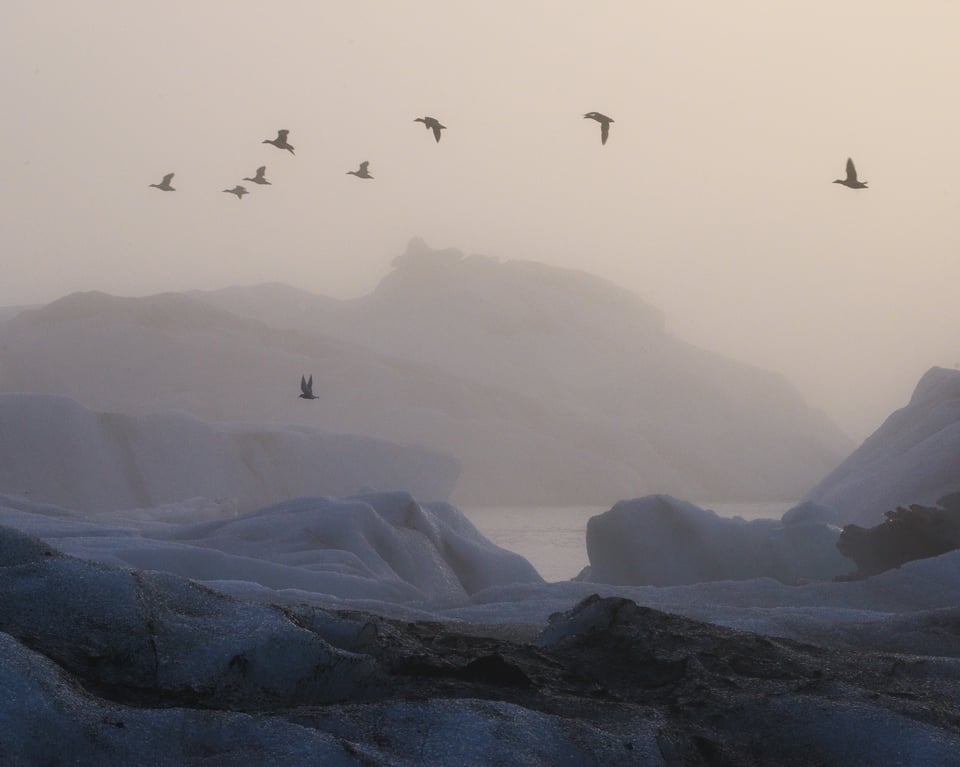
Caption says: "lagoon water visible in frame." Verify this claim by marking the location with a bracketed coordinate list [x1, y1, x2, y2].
[464, 501, 794, 582]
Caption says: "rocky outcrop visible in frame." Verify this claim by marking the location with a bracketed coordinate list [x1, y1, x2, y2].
[836, 493, 960, 578]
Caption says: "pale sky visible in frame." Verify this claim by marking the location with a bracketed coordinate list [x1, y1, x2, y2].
[2, 1, 959, 440]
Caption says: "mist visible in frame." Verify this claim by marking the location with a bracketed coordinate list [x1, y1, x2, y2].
[5, 5, 960, 761]
[4, 1, 960, 441]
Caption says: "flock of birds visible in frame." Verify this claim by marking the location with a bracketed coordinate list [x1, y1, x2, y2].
[146, 113, 626, 199]
[148, 112, 868, 396]
[148, 127, 375, 199]
[148, 114, 869, 199]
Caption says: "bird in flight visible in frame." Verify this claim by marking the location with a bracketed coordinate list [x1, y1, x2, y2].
[222, 185, 249, 199]
[347, 161, 373, 179]
[583, 112, 614, 145]
[243, 166, 271, 185]
[263, 129, 295, 155]
[414, 116, 446, 143]
[299, 374, 318, 400]
[833, 158, 868, 189]
[149, 173, 176, 191]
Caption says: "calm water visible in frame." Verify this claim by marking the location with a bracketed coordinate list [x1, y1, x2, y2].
[464, 502, 793, 582]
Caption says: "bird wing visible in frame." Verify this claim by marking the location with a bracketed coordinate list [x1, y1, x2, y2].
[432, 124, 442, 142]
[359, 161, 369, 172]
[306, 375, 314, 396]
[846, 158, 858, 183]
[300, 375, 308, 395]
[255, 166, 266, 179]
[601, 122, 610, 145]
[162, 173, 174, 184]
[278, 130, 289, 140]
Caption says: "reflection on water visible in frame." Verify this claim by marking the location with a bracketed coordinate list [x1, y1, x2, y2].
[464, 501, 794, 583]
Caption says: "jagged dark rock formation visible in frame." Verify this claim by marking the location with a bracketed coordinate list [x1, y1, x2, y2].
[836, 493, 960, 578]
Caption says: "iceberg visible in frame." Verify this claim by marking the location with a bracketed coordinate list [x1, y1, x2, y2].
[582, 494, 850, 586]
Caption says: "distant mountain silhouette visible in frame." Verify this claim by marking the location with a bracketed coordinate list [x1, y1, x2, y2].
[0, 288, 674, 504]
[192, 238, 850, 502]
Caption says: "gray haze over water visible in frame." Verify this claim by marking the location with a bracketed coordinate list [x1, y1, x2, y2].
[3, 2, 960, 440]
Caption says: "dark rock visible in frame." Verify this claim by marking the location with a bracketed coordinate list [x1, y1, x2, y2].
[836, 500, 960, 578]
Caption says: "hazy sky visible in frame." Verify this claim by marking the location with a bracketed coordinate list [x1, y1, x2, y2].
[2, 1, 959, 441]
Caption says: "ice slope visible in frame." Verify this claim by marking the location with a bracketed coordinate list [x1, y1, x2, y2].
[806, 366, 960, 525]
[0, 393, 458, 513]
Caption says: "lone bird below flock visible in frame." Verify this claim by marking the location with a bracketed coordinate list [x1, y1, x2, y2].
[149, 173, 175, 191]
[347, 161, 373, 179]
[243, 166, 271, 185]
[299, 374, 318, 400]
[833, 158, 868, 189]
[263, 129, 295, 155]
[583, 112, 614, 145]
[414, 116, 446, 143]
[222, 185, 248, 200]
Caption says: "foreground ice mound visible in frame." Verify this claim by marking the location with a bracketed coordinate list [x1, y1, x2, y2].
[4, 536, 958, 767]
[0, 492, 542, 604]
[0, 393, 458, 513]
[583, 495, 849, 586]
[807, 366, 960, 525]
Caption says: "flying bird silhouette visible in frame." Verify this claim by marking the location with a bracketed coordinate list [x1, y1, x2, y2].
[347, 161, 373, 179]
[583, 112, 614, 145]
[833, 158, 868, 189]
[243, 166, 271, 185]
[222, 185, 248, 199]
[299, 374, 318, 400]
[148, 173, 176, 191]
[414, 116, 446, 143]
[263, 129, 295, 154]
